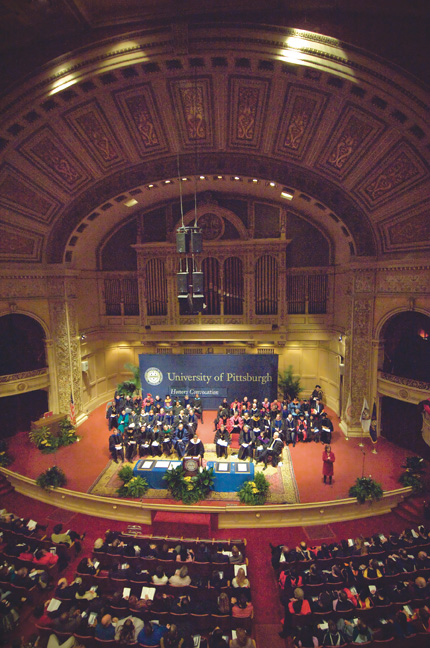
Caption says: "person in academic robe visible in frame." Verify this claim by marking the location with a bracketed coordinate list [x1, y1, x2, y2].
[284, 413, 296, 445]
[182, 394, 192, 410]
[250, 399, 260, 417]
[117, 409, 130, 434]
[187, 408, 198, 434]
[106, 403, 118, 430]
[322, 444, 335, 484]
[133, 395, 142, 412]
[257, 432, 284, 469]
[254, 429, 270, 461]
[261, 397, 271, 415]
[164, 395, 173, 412]
[185, 434, 205, 460]
[288, 397, 300, 414]
[214, 425, 231, 458]
[193, 393, 203, 422]
[124, 424, 138, 462]
[122, 394, 134, 413]
[311, 384, 323, 407]
[174, 409, 189, 429]
[320, 413, 333, 444]
[109, 429, 124, 463]
[144, 408, 157, 429]
[295, 415, 308, 443]
[152, 395, 163, 413]
[237, 424, 255, 461]
[262, 413, 272, 437]
[155, 408, 167, 429]
[241, 411, 252, 431]
[241, 396, 250, 414]
[173, 422, 191, 459]
[270, 399, 281, 420]
[150, 425, 163, 456]
[159, 423, 173, 456]
[137, 424, 154, 458]
[143, 393, 153, 413]
[250, 412, 262, 435]
[300, 399, 311, 418]
[271, 413, 286, 441]
[228, 412, 243, 437]
[214, 406, 229, 430]
[230, 398, 241, 415]
[307, 414, 320, 443]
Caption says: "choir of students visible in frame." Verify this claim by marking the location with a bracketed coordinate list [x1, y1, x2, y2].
[107, 386, 334, 467]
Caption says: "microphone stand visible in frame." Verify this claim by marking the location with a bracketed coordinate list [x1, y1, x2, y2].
[361, 446, 366, 478]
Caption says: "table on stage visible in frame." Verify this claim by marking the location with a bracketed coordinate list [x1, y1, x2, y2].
[132, 459, 254, 492]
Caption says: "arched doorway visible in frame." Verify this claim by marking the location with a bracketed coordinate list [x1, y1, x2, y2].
[379, 311, 430, 457]
[0, 314, 48, 438]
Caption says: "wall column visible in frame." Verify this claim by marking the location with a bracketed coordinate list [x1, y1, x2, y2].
[48, 277, 83, 421]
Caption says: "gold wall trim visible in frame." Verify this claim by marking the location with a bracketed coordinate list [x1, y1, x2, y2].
[0, 467, 411, 529]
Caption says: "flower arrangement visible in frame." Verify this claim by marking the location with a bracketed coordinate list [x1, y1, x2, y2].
[0, 440, 14, 467]
[163, 465, 214, 504]
[238, 471, 270, 505]
[399, 456, 426, 493]
[116, 465, 148, 498]
[29, 419, 79, 454]
[348, 476, 383, 503]
[36, 465, 67, 490]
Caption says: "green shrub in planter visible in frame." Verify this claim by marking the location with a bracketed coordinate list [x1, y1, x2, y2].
[117, 475, 148, 498]
[163, 465, 215, 504]
[117, 465, 134, 483]
[36, 466, 67, 490]
[349, 476, 383, 503]
[399, 456, 425, 493]
[58, 419, 79, 447]
[0, 441, 14, 467]
[238, 471, 270, 505]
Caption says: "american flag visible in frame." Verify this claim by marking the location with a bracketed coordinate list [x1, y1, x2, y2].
[70, 392, 76, 425]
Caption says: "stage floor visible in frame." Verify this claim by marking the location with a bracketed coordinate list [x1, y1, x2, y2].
[7, 402, 419, 504]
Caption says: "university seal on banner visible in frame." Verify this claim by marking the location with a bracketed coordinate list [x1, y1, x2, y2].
[144, 367, 163, 386]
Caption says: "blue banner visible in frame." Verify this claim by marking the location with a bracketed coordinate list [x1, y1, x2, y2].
[139, 354, 278, 409]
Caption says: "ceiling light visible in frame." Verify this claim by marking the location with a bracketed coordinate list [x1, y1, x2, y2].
[217, 175, 223, 179]
[147, 184, 154, 189]
[124, 198, 138, 207]
[234, 176, 240, 180]
[199, 175, 206, 180]
[269, 182, 276, 187]
[252, 178, 258, 183]
[182, 177, 188, 181]
[281, 188, 294, 200]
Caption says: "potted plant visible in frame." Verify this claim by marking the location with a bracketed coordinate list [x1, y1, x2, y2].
[348, 476, 383, 503]
[278, 365, 302, 401]
[117, 362, 141, 396]
[29, 426, 59, 454]
[116, 465, 148, 498]
[399, 456, 426, 493]
[58, 419, 79, 447]
[163, 465, 214, 504]
[238, 471, 270, 505]
[0, 440, 14, 467]
[36, 466, 67, 490]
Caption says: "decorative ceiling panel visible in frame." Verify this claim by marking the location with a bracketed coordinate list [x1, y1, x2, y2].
[227, 76, 270, 149]
[379, 201, 430, 254]
[113, 83, 170, 158]
[17, 126, 93, 194]
[0, 221, 43, 262]
[0, 164, 62, 224]
[168, 76, 215, 149]
[353, 141, 428, 210]
[315, 103, 386, 180]
[273, 84, 329, 160]
[62, 99, 127, 172]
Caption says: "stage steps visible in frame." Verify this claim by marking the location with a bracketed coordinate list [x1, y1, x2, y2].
[394, 496, 425, 524]
[0, 474, 14, 496]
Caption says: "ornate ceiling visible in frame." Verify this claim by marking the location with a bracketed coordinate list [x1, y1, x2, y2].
[0, 3, 429, 269]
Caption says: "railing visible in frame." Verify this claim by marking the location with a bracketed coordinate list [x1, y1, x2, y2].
[0, 368, 49, 397]
[0, 466, 411, 529]
[378, 371, 430, 405]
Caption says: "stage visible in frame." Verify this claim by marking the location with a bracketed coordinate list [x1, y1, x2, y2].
[4, 401, 420, 506]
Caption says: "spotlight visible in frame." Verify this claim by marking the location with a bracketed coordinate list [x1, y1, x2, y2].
[80, 334, 87, 341]
[338, 334, 343, 342]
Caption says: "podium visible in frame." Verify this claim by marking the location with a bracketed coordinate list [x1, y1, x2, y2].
[30, 414, 67, 438]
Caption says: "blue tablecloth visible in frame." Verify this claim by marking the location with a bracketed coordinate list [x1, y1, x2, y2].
[206, 461, 254, 492]
[133, 459, 254, 492]
[133, 459, 182, 488]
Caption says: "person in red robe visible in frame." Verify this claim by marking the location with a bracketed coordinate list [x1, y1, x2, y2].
[322, 444, 335, 484]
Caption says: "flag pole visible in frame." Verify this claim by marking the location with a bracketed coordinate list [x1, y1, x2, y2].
[64, 280, 76, 424]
